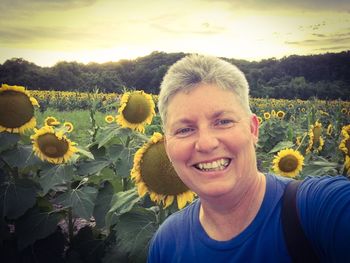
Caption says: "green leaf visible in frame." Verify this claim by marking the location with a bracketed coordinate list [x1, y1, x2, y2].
[107, 144, 124, 162]
[76, 146, 95, 160]
[76, 160, 110, 176]
[114, 207, 158, 263]
[15, 207, 64, 250]
[96, 127, 123, 149]
[114, 127, 133, 138]
[105, 189, 140, 229]
[55, 186, 98, 220]
[301, 160, 340, 177]
[268, 141, 295, 153]
[132, 132, 150, 143]
[1, 145, 41, 168]
[0, 132, 20, 152]
[39, 164, 75, 195]
[93, 182, 114, 228]
[88, 143, 107, 159]
[0, 178, 38, 219]
[114, 148, 133, 178]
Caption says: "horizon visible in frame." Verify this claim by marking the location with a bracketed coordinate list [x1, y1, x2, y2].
[1, 0, 349, 67]
[2, 49, 350, 68]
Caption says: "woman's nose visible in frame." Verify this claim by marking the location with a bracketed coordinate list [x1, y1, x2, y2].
[194, 128, 219, 153]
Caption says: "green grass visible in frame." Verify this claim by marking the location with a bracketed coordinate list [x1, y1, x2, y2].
[36, 109, 113, 146]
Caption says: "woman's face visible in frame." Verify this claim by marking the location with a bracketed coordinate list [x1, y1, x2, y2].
[164, 84, 259, 200]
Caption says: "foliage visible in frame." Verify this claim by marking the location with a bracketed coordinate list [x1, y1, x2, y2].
[1, 51, 350, 99]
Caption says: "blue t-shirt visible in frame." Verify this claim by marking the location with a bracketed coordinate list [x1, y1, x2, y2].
[147, 173, 350, 263]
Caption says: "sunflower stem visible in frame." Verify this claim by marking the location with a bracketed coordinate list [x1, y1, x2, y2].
[125, 135, 131, 148]
[295, 132, 307, 152]
[88, 98, 99, 143]
[157, 204, 166, 224]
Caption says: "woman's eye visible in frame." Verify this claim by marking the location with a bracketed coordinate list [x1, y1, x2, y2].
[175, 127, 194, 137]
[215, 119, 233, 126]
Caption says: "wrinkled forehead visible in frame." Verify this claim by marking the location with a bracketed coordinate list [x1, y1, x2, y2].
[164, 85, 248, 127]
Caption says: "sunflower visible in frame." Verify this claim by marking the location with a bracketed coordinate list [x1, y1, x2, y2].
[263, 112, 271, 120]
[339, 127, 350, 174]
[31, 125, 77, 164]
[341, 124, 350, 137]
[63, 122, 74, 133]
[44, 116, 60, 126]
[257, 117, 263, 125]
[105, 115, 115, 123]
[276, 110, 285, 119]
[326, 124, 333, 136]
[341, 108, 348, 114]
[339, 136, 350, 156]
[339, 125, 350, 154]
[116, 90, 155, 133]
[131, 132, 195, 209]
[306, 121, 324, 154]
[272, 148, 304, 178]
[0, 84, 39, 133]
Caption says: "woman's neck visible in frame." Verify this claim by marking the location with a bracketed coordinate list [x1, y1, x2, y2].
[199, 172, 266, 241]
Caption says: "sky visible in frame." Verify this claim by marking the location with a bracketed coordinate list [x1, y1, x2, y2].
[0, 0, 349, 67]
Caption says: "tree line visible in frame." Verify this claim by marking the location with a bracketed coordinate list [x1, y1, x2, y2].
[0, 50, 349, 100]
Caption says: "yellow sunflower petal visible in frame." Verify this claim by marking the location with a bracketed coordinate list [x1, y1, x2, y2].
[163, 195, 174, 209]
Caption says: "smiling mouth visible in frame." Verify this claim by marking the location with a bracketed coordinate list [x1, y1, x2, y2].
[194, 158, 231, 172]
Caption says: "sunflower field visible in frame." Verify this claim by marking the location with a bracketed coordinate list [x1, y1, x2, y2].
[0, 84, 349, 263]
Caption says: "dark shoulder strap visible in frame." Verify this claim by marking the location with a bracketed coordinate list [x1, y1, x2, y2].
[282, 180, 319, 263]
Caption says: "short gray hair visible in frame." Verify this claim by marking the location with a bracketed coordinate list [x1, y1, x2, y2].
[158, 54, 251, 126]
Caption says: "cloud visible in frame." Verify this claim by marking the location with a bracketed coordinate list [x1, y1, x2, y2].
[316, 45, 350, 51]
[0, 0, 97, 11]
[0, 24, 121, 49]
[150, 21, 226, 35]
[285, 31, 350, 52]
[0, 0, 98, 19]
[147, 12, 227, 36]
[312, 33, 327, 37]
[206, 0, 350, 12]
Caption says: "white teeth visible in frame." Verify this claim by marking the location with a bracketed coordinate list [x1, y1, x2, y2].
[195, 159, 230, 171]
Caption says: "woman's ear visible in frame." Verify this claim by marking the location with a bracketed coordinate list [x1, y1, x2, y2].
[250, 114, 259, 144]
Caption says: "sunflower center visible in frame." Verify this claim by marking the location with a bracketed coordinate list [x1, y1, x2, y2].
[278, 155, 298, 172]
[140, 141, 188, 195]
[0, 90, 34, 128]
[122, 93, 151, 123]
[37, 133, 69, 158]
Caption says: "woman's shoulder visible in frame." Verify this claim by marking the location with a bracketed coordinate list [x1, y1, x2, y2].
[297, 175, 350, 222]
[299, 175, 350, 195]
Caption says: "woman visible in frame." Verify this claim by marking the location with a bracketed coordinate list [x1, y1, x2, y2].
[147, 54, 350, 262]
